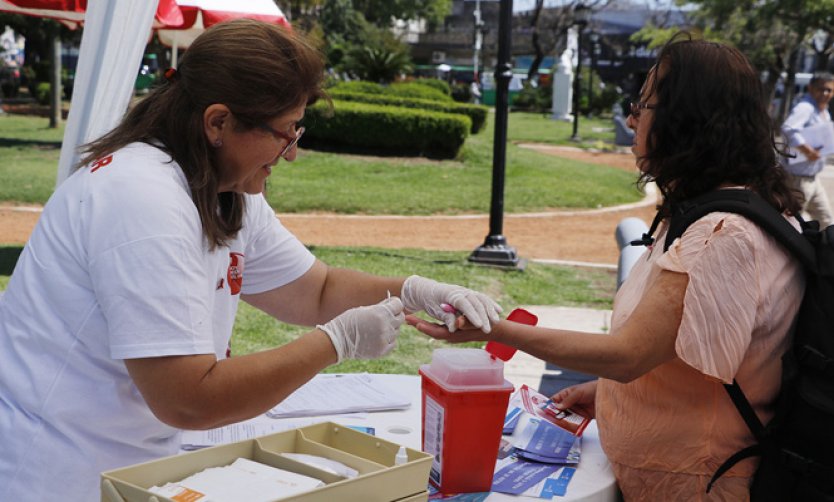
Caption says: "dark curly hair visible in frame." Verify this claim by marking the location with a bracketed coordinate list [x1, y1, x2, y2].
[638, 33, 799, 216]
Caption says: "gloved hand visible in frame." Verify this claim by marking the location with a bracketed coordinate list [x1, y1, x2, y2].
[318, 296, 404, 363]
[400, 275, 502, 333]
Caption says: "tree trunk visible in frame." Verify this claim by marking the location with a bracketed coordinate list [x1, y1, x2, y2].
[526, 0, 545, 83]
[48, 31, 61, 128]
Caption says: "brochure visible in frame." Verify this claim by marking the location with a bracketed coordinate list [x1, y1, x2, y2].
[518, 384, 591, 437]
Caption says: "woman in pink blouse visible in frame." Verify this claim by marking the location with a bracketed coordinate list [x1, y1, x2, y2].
[407, 34, 804, 500]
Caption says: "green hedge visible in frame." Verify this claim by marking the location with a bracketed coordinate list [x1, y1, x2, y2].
[302, 100, 471, 158]
[413, 78, 451, 96]
[387, 81, 453, 102]
[328, 90, 488, 134]
[331, 80, 453, 103]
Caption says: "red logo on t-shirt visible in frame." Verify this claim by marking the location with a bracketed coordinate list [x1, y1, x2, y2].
[90, 154, 114, 173]
[227, 252, 244, 295]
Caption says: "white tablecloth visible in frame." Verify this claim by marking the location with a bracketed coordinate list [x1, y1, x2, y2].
[209, 374, 619, 501]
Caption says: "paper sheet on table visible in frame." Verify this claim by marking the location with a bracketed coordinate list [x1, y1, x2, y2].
[266, 373, 410, 418]
[180, 414, 371, 450]
[788, 121, 834, 164]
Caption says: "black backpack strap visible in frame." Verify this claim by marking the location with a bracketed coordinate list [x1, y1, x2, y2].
[707, 443, 761, 493]
[663, 189, 816, 271]
[630, 205, 665, 247]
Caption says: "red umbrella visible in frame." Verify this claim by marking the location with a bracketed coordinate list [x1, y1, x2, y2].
[155, 0, 289, 66]
[0, 0, 183, 28]
[156, 0, 289, 61]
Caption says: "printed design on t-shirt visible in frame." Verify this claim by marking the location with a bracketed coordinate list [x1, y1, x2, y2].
[227, 252, 245, 295]
[216, 278, 225, 291]
[89, 154, 114, 173]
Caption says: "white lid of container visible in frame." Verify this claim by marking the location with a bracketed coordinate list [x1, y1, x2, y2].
[421, 348, 510, 390]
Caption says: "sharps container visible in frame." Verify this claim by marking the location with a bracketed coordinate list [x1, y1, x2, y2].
[419, 347, 514, 493]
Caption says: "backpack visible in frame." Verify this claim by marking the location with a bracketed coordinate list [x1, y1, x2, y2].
[635, 188, 834, 500]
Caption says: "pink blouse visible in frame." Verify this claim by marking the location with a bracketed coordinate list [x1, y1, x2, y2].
[596, 211, 804, 500]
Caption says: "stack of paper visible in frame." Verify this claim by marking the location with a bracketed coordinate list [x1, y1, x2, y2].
[266, 373, 410, 418]
[149, 458, 324, 502]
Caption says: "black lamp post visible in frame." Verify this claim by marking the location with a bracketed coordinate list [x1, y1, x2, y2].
[468, 0, 522, 269]
[570, 2, 590, 142]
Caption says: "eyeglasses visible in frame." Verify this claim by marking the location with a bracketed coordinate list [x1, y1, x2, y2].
[630, 101, 657, 119]
[257, 122, 305, 159]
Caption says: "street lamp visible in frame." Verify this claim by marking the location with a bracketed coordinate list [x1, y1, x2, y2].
[570, 2, 590, 142]
[469, 0, 522, 269]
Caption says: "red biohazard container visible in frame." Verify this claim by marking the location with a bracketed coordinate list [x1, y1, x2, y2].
[419, 347, 514, 493]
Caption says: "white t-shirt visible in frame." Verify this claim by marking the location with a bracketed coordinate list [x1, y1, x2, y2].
[0, 142, 315, 501]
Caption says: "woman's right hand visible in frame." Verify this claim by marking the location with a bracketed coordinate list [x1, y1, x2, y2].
[550, 380, 598, 420]
[318, 296, 404, 362]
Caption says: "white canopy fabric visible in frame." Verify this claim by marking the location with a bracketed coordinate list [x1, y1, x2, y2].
[156, 0, 288, 67]
[55, 1, 160, 184]
[0, 0, 183, 185]
[2, 0, 289, 185]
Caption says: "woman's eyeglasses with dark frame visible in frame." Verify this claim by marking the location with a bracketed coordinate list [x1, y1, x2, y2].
[257, 123, 305, 159]
[630, 101, 657, 119]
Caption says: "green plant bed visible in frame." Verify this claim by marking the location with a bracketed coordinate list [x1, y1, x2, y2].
[303, 100, 470, 159]
[328, 90, 488, 133]
[0, 246, 616, 375]
[0, 114, 640, 214]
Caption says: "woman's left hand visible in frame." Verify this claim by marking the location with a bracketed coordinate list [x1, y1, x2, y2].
[405, 314, 493, 343]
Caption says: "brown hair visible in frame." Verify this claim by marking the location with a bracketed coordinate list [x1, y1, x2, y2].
[78, 19, 327, 249]
[638, 33, 799, 215]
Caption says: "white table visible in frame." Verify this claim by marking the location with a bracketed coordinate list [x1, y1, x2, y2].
[207, 374, 619, 501]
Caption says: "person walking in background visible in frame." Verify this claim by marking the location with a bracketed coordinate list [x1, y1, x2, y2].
[409, 34, 804, 500]
[781, 72, 834, 227]
[0, 19, 500, 501]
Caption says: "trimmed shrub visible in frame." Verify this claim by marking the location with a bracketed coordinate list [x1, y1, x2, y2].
[34, 82, 51, 105]
[302, 100, 471, 158]
[414, 78, 451, 96]
[332, 80, 385, 94]
[328, 89, 488, 133]
[388, 81, 453, 102]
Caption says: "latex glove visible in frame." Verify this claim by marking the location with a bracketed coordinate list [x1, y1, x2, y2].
[318, 296, 404, 363]
[400, 275, 502, 333]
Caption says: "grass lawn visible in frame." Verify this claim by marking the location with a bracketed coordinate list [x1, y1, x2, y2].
[0, 109, 626, 375]
[0, 245, 616, 375]
[0, 113, 641, 213]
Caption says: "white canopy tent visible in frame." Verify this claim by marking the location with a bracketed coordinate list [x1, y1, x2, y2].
[0, 0, 288, 185]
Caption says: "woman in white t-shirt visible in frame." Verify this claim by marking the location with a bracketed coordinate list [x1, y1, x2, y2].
[0, 20, 500, 501]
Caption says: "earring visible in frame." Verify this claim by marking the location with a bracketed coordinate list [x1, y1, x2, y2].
[214, 139, 222, 147]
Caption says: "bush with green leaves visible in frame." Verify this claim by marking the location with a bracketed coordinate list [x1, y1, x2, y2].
[328, 89, 488, 133]
[413, 78, 451, 96]
[450, 82, 472, 103]
[512, 82, 552, 113]
[34, 82, 50, 105]
[302, 100, 470, 158]
[331, 80, 385, 94]
[387, 81, 453, 102]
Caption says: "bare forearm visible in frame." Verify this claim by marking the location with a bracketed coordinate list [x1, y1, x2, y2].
[317, 268, 404, 322]
[128, 329, 337, 430]
[492, 322, 639, 381]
